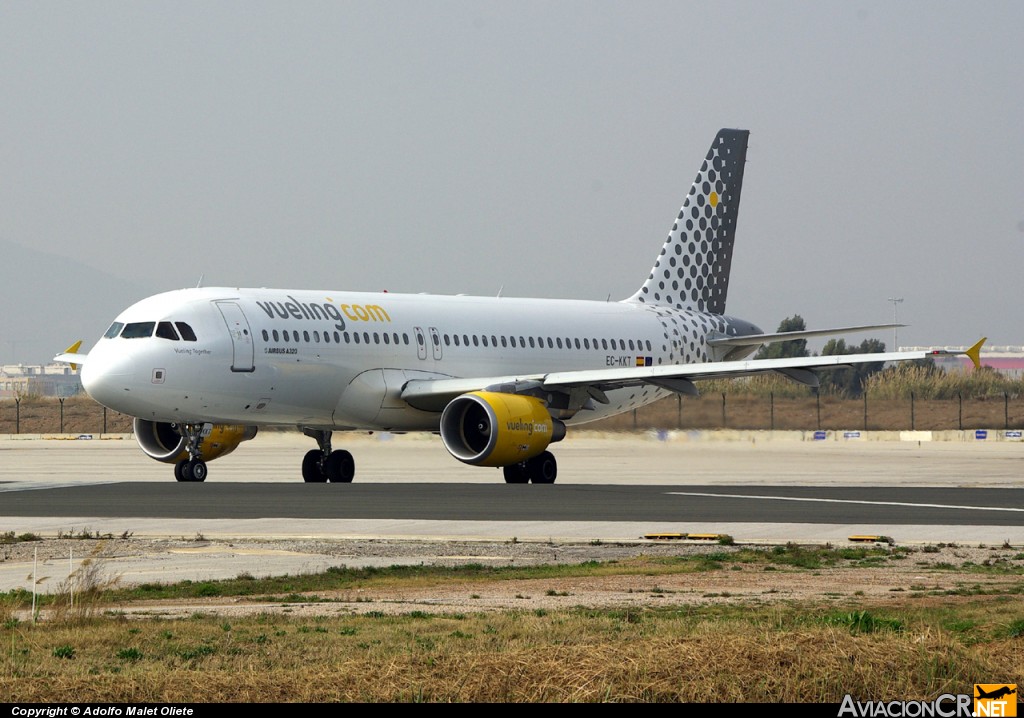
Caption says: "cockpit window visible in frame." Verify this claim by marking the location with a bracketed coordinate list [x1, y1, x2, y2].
[121, 322, 156, 339]
[175, 322, 197, 341]
[103, 322, 124, 339]
[156, 321, 180, 341]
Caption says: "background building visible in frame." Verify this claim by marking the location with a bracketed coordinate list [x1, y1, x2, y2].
[0, 364, 82, 399]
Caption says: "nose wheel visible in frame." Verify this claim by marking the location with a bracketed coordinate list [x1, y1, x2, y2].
[173, 423, 209, 482]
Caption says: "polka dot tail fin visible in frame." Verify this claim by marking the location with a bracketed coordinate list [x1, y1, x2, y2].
[628, 129, 749, 315]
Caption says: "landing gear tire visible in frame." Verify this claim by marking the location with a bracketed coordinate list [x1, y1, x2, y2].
[527, 451, 557, 484]
[503, 463, 529, 484]
[302, 449, 327, 483]
[176, 459, 207, 482]
[324, 450, 355, 483]
[186, 459, 207, 482]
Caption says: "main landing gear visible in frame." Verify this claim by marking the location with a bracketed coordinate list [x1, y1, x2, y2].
[502, 451, 557, 484]
[174, 422, 208, 483]
[302, 428, 355, 483]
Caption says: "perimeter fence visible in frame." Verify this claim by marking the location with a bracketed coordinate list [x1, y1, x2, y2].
[2, 393, 1022, 435]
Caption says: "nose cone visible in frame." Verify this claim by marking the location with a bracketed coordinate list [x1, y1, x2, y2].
[81, 352, 136, 411]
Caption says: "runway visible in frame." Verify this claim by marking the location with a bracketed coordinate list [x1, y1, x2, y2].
[1, 431, 1022, 543]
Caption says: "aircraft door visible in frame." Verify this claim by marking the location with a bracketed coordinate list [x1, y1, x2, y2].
[215, 301, 255, 372]
[429, 327, 443, 360]
[414, 327, 427, 360]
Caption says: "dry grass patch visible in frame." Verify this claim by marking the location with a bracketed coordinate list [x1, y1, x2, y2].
[2, 601, 1022, 702]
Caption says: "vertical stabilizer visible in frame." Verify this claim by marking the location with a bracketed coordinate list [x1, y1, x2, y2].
[628, 129, 749, 314]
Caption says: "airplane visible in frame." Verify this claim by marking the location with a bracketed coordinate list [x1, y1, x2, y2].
[54, 129, 982, 484]
[975, 686, 1016, 701]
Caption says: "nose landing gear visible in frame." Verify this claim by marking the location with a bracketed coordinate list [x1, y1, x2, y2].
[174, 423, 209, 482]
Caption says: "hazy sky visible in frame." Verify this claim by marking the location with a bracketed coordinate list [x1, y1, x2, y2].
[2, 1, 1022, 364]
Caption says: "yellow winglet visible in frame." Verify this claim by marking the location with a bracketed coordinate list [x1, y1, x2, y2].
[63, 340, 83, 371]
[964, 337, 986, 369]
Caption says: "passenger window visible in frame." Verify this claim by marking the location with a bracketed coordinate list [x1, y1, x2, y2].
[121, 322, 155, 339]
[314, 331, 320, 343]
[303, 331, 310, 342]
[384, 333, 390, 345]
[473, 335, 479, 347]
[273, 330, 279, 342]
[104, 322, 124, 339]
[403, 334, 410, 345]
[354, 333, 360, 344]
[556, 338, 563, 349]
[501, 336, 508, 348]
[283, 330, 290, 342]
[175, 323, 198, 341]
[262, 330, 269, 341]
[482, 336, 489, 347]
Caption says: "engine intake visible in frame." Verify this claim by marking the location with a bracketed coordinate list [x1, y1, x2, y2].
[133, 419, 258, 464]
[439, 391, 565, 467]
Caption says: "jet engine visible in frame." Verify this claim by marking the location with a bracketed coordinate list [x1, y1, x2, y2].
[439, 392, 565, 467]
[133, 419, 258, 463]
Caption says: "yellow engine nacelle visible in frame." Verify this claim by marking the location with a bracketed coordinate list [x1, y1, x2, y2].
[439, 392, 566, 467]
[133, 419, 258, 464]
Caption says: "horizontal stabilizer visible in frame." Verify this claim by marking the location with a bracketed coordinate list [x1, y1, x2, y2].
[707, 324, 904, 348]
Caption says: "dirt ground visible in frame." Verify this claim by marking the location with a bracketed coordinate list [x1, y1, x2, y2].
[4, 537, 1020, 618]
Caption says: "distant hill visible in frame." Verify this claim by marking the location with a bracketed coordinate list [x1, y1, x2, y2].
[0, 239, 149, 365]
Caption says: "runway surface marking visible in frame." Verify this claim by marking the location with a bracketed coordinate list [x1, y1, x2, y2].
[666, 491, 1024, 513]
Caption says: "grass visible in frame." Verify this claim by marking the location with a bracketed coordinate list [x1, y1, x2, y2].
[1, 544, 1022, 701]
[1, 601, 1020, 701]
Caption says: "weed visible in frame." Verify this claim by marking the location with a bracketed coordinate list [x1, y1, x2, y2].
[117, 647, 143, 662]
[822, 610, 904, 634]
[1005, 618, 1024, 638]
[52, 645, 75, 659]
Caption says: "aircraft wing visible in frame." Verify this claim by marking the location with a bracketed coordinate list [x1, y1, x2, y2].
[400, 341, 983, 411]
[53, 341, 87, 370]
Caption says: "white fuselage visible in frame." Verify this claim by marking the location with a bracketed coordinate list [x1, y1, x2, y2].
[81, 287, 759, 431]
